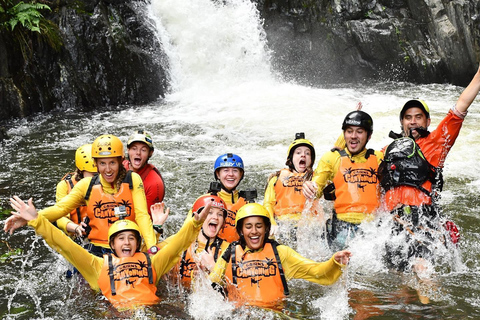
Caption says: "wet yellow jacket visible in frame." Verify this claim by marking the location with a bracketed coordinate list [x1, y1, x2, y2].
[209, 243, 345, 307]
[38, 173, 157, 249]
[312, 148, 383, 224]
[27, 214, 203, 308]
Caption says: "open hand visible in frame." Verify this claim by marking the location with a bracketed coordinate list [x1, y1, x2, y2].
[151, 202, 170, 225]
[5, 196, 37, 234]
[193, 202, 212, 223]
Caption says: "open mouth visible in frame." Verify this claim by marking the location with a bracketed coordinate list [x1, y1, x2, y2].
[207, 221, 218, 234]
[132, 157, 143, 167]
[122, 247, 132, 254]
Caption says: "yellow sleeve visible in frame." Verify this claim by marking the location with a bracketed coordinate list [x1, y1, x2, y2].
[56, 216, 74, 234]
[278, 245, 344, 285]
[131, 172, 157, 249]
[333, 133, 346, 150]
[311, 151, 339, 198]
[39, 177, 90, 222]
[374, 150, 384, 163]
[55, 179, 69, 203]
[208, 254, 228, 285]
[151, 215, 203, 283]
[28, 214, 103, 290]
[262, 175, 278, 226]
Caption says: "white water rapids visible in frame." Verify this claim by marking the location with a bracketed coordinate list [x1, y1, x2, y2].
[0, 0, 479, 318]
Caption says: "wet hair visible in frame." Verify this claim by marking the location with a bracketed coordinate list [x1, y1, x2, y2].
[74, 168, 84, 182]
[115, 164, 127, 190]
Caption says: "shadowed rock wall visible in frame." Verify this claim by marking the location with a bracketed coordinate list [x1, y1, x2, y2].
[0, 0, 168, 121]
[258, 0, 480, 86]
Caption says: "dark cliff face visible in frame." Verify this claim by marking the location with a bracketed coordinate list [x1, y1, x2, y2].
[257, 0, 480, 87]
[0, 0, 169, 121]
[1, 0, 479, 123]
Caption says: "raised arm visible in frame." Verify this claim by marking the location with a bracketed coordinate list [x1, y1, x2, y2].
[456, 65, 480, 114]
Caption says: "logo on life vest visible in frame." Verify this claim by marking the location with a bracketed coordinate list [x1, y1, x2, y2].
[342, 167, 378, 192]
[113, 260, 150, 287]
[236, 258, 277, 287]
[181, 258, 196, 279]
[224, 209, 236, 228]
[282, 175, 304, 193]
[92, 200, 132, 222]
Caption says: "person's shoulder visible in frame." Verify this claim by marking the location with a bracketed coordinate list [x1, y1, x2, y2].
[373, 149, 384, 160]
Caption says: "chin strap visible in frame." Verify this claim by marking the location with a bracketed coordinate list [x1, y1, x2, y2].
[201, 228, 211, 251]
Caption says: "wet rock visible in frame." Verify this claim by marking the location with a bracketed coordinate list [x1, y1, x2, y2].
[258, 0, 480, 86]
[0, 0, 168, 121]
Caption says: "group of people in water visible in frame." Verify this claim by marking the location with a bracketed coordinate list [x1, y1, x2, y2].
[4, 66, 480, 312]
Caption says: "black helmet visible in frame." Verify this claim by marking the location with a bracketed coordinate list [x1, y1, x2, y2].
[342, 111, 373, 134]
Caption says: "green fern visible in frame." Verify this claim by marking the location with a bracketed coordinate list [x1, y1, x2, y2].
[6, 1, 51, 32]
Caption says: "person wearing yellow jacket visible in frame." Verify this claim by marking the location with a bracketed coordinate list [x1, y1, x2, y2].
[4, 134, 158, 256]
[263, 133, 317, 242]
[303, 111, 383, 250]
[8, 196, 212, 310]
[55, 143, 97, 235]
[209, 203, 351, 310]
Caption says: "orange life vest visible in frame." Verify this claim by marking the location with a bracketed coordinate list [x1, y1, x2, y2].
[62, 172, 88, 225]
[223, 240, 288, 308]
[218, 197, 246, 243]
[273, 169, 307, 217]
[332, 149, 380, 216]
[178, 237, 225, 288]
[98, 252, 158, 308]
[85, 171, 135, 246]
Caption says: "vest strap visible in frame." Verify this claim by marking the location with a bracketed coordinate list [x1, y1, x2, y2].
[269, 240, 289, 296]
[107, 253, 116, 296]
[143, 252, 154, 284]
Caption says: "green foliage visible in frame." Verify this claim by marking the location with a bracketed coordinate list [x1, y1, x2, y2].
[0, 0, 62, 59]
[0, 205, 11, 219]
[1, 0, 50, 32]
[0, 248, 23, 263]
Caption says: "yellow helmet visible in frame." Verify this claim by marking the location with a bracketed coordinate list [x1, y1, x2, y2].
[286, 132, 315, 164]
[235, 203, 270, 226]
[75, 144, 96, 172]
[127, 130, 154, 150]
[108, 219, 141, 249]
[91, 134, 124, 158]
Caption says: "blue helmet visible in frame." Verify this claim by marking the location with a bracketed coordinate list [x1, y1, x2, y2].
[214, 153, 244, 180]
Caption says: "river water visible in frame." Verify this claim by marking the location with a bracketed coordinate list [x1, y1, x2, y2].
[1, 0, 479, 319]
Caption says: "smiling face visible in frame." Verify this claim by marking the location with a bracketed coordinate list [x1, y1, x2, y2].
[344, 126, 370, 155]
[127, 142, 153, 172]
[401, 107, 431, 139]
[216, 167, 243, 191]
[95, 157, 122, 184]
[111, 230, 139, 258]
[291, 146, 312, 173]
[241, 216, 267, 250]
[201, 207, 226, 239]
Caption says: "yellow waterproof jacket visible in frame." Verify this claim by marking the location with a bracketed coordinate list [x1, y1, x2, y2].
[209, 243, 345, 298]
[38, 173, 157, 249]
[312, 148, 384, 224]
[28, 214, 203, 295]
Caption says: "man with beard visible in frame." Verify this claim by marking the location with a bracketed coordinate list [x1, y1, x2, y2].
[303, 111, 383, 250]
